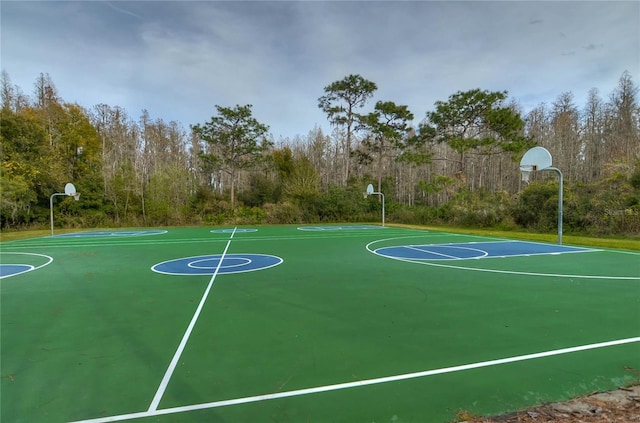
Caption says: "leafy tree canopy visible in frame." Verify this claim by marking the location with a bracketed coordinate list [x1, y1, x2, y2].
[192, 104, 271, 171]
[361, 100, 414, 151]
[192, 104, 271, 207]
[318, 74, 378, 127]
[419, 89, 534, 156]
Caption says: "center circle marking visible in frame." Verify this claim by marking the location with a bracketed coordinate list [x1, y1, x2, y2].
[151, 253, 282, 276]
[211, 228, 258, 234]
[188, 257, 252, 270]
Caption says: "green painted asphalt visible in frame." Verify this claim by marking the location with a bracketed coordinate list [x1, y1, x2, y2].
[1, 225, 638, 422]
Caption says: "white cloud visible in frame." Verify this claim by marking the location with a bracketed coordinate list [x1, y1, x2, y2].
[1, 1, 638, 138]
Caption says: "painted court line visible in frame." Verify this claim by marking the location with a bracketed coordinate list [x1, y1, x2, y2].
[3, 229, 414, 250]
[147, 227, 237, 412]
[366, 238, 639, 279]
[69, 336, 640, 423]
[0, 252, 53, 279]
[406, 245, 470, 260]
[398, 257, 640, 280]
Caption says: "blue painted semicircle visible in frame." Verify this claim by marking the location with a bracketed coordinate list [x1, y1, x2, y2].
[0, 264, 35, 279]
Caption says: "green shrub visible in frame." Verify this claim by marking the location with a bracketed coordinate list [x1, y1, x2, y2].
[234, 206, 266, 224]
[263, 202, 305, 224]
[448, 189, 513, 228]
[512, 182, 559, 231]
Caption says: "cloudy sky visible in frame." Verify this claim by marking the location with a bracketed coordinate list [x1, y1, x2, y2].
[2, 1, 638, 139]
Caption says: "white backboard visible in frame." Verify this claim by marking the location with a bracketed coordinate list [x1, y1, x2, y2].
[64, 183, 76, 195]
[366, 184, 374, 195]
[520, 147, 552, 171]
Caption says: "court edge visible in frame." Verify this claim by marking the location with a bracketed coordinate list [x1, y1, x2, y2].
[69, 336, 640, 423]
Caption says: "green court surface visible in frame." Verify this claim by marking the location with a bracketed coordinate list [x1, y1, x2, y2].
[1, 225, 639, 423]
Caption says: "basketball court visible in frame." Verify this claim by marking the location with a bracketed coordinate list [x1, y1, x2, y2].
[1, 225, 639, 422]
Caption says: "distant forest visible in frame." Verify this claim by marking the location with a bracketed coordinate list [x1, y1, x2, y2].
[1, 70, 639, 236]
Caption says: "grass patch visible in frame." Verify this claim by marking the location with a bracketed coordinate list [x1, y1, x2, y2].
[1, 228, 80, 242]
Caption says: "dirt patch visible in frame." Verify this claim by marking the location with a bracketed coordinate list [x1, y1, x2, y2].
[462, 385, 640, 422]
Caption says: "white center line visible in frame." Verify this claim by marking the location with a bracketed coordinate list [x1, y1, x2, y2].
[147, 227, 237, 412]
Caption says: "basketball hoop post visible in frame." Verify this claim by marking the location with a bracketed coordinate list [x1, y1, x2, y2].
[519, 147, 563, 244]
[364, 184, 385, 227]
[50, 192, 66, 236]
[546, 167, 563, 245]
[50, 183, 80, 235]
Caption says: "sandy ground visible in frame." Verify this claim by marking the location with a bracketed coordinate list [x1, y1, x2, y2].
[463, 385, 640, 423]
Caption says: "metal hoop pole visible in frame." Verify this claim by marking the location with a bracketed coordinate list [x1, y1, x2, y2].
[545, 167, 563, 245]
[372, 191, 385, 227]
[50, 192, 67, 236]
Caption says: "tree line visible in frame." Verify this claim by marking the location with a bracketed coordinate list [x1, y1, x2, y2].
[1, 70, 639, 236]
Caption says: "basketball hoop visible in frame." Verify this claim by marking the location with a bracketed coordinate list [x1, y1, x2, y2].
[364, 184, 385, 227]
[50, 182, 81, 235]
[519, 147, 564, 244]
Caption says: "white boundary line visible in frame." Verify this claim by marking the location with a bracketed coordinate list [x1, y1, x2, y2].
[52, 230, 168, 238]
[297, 225, 386, 231]
[69, 336, 640, 423]
[147, 227, 237, 412]
[3, 229, 414, 250]
[384, 255, 640, 280]
[407, 244, 488, 260]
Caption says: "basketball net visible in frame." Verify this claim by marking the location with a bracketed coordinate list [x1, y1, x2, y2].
[520, 165, 536, 183]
